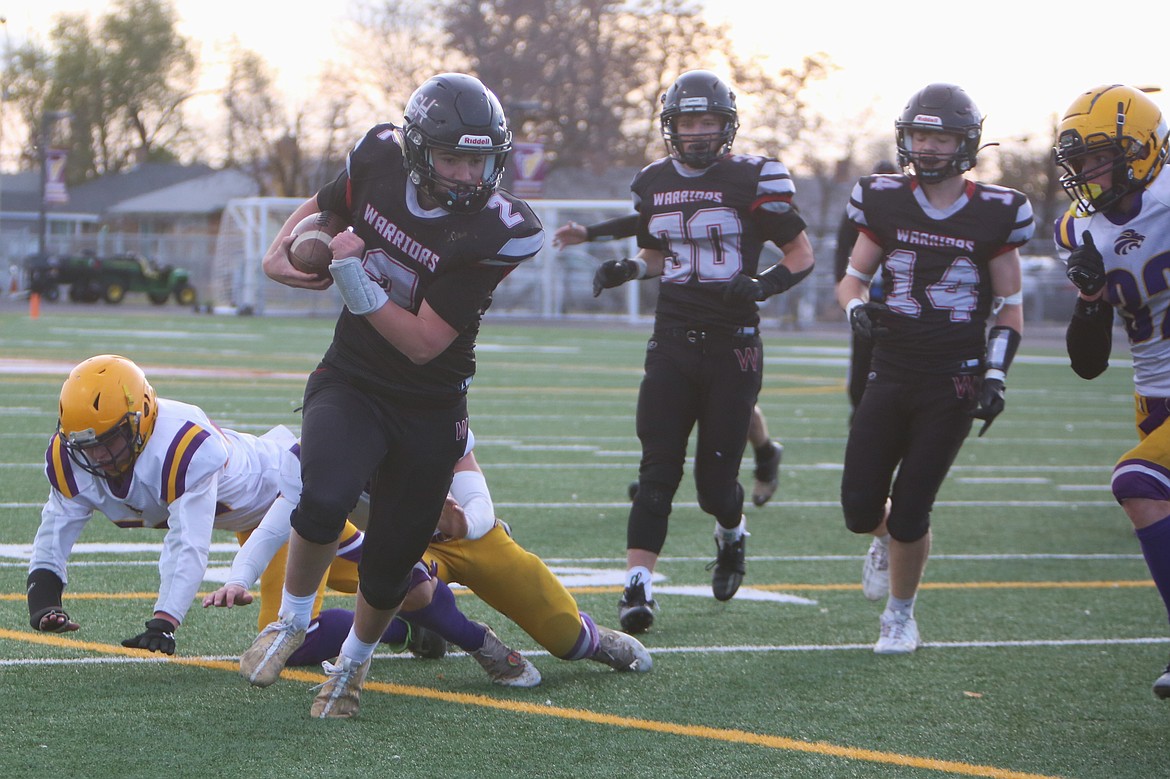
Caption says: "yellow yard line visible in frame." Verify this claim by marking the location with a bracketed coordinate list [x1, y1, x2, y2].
[0, 626, 1062, 779]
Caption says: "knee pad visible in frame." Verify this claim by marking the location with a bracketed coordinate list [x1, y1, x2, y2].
[886, 509, 930, 544]
[628, 481, 675, 553]
[290, 491, 352, 545]
[697, 482, 743, 522]
[359, 568, 413, 611]
[841, 488, 884, 535]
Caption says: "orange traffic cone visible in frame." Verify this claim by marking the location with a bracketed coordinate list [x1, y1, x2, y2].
[29, 292, 40, 320]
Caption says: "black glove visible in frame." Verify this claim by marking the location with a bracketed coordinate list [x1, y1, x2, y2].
[592, 259, 639, 297]
[849, 301, 890, 339]
[121, 618, 177, 655]
[723, 274, 765, 304]
[970, 377, 1005, 437]
[1066, 230, 1106, 296]
[30, 606, 79, 633]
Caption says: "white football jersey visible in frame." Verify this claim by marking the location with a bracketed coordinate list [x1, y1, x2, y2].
[30, 399, 295, 622]
[1056, 168, 1170, 396]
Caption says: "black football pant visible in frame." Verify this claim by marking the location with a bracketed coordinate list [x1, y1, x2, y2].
[627, 329, 762, 554]
[841, 367, 977, 543]
[293, 364, 467, 610]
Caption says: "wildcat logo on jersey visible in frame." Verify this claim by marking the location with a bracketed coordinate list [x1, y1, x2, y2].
[1114, 229, 1145, 255]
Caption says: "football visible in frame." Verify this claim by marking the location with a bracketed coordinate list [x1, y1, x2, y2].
[288, 211, 349, 276]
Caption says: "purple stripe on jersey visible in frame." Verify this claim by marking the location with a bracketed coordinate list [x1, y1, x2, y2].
[336, 528, 364, 563]
[1112, 459, 1170, 502]
[45, 434, 79, 498]
[160, 422, 210, 502]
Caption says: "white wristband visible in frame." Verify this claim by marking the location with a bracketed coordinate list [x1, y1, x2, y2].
[329, 257, 388, 316]
[985, 368, 1006, 382]
[845, 265, 874, 284]
[845, 297, 864, 319]
[628, 256, 648, 279]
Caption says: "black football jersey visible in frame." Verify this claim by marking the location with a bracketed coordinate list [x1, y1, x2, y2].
[847, 174, 1033, 373]
[315, 123, 544, 403]
[632, 154, 807, 330]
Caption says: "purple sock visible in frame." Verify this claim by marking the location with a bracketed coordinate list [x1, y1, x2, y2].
[399, 578, 486, 652]
[286, 608, 352, 666]
[1136, 514, 1170, 624]
[381, 617, 409, 648]
[559, 611, 599, 661]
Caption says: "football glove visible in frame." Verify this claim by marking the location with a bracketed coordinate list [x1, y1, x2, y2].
[723, 273, 766, 304]
[592, 259, 640, 297]
[121, 618, 177, 655]
[849, 301, 890, 339]
[31, 607, 80, 633]
[970, 376, 1005, 437]
[1066, 230, 1106, 296]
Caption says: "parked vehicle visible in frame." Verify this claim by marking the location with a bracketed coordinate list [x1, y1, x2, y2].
[22, 252, 197, 306]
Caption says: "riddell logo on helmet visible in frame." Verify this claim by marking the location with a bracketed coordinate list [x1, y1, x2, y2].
[913, 114, 943, 126]
[458, 135, 493, 148]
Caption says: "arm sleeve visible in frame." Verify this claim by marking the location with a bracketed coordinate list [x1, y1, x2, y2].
[1066, 298, 1113, 380]
[27, 491, 93, 583]
[154, 472, 219, 624]
[449, 469, 496, 541]
[226, 495, 296, 588]
[586, 214, 639, 241]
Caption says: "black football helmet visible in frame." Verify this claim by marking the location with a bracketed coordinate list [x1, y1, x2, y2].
[660, 70, 739, 168]
[402, 73, 512, 214]
[895, 83, 983, 182]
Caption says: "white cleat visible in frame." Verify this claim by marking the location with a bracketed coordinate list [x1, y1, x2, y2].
[874, 609, 920, 655]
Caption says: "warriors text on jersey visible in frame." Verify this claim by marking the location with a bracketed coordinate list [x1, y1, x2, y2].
[848, 174, 1034, 373]
[316, 123, 544, 404]
[632, 154, 807, 331]
[1055, 168, 1170, 396]
[32, 399, 294, 622]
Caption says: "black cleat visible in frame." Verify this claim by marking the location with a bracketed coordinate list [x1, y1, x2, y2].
[751, 441, 783, 507]
[405, 621, 448, 660]
[618, 577, 658, 634]
[706, 535, 746, 601]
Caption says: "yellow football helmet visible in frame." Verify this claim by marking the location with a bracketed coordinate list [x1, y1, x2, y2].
[1054, 85, 1170, 214]
[58, 354, 158, 478]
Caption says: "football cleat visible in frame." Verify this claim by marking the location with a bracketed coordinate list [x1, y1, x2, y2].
[589, 625, 653, 673]
[238, 616, 306, 687]
[1154, 664, 1170, 699]
[618, 577, 658, 634]
[874, 609, 920, 655]
[751, 441, 783, 507]
[405, 621, 448, 660]
[707, 534, 746, 601]
[470, 622, 542, 687]
[861, 536, 891, 601]
[310, 655, 371, 719]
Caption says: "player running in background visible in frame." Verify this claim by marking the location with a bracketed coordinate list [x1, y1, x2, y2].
[591, 70, 814, 633]
[837, 83, 1032, 654]
[553, 214, 784, 507]
[1052, 84, 1170, 697]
